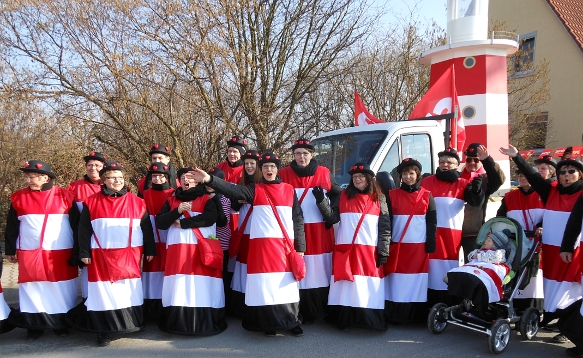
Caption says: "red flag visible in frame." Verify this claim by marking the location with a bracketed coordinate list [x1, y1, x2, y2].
[354, 91, 384, 126]
[409, 65, 464, 150]
[539, 148, 554, 158]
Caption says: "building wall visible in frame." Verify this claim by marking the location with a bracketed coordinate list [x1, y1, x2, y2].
[489, 0, 583, 148]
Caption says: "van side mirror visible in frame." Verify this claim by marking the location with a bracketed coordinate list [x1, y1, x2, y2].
[376, 171, 396, 193]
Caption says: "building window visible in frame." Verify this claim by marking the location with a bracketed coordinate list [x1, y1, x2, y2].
[513, 31, 537, 75]
[524, 112, 548, 148]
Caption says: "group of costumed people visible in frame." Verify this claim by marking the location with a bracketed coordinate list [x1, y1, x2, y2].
[2, 136, 583, 355]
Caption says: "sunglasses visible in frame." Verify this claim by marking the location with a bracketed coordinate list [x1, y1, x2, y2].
[559, 169, 577, 175]
[465, 157, 480, 163]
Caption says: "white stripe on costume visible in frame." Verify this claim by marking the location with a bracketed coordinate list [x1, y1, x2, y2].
[231, 262, 248, 293]
[385, 273, 428, 302]
[249, 205, 293, 239]
[433, 196, 465, 229]
[294, 188, 325, 224]
[543, 210, 580, 247]
[391, 215, 427, 243]
[298, 252, 332, 289]
[86, 278, 143, 311]
[245, 272, 299, 306]
[19, 279, 77, 314]
[337, 213, 379, 246]
[17, 214, 73, 250]
[543, 278, 582, 313]
[143, 271, 164, 300]
[328, 275, 385, 309]
[0, 292, 11, 320]
[428, 259, 460, 290]
[81, 266, 88, 298]
[162, 274, 224, 308]
[91, 218, 144, 248]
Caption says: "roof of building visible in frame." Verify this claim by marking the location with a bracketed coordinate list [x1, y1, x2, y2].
[547, 0, 583, 53]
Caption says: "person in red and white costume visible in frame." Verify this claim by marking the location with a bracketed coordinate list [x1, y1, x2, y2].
[192, 153, 306, 337]
[500, 145, 583, 344]
[534, 155, 557, 184]
[137, 144, 179, 197]
[557, 158, 583, 357]
[216, 135, 248, 185]
[0, 253, 14, 334]
[155, 166, 225, 336]
[66, 161, 156, 347]
[227, 149, 262, 318]
[5, 160, 79, 340]
[383, 158, 436, 323]
[279, 138, 341, 324]
[141, 163, 175, 320]
[420, 148, 484, 306]
[496, 169, 545, 313]
[67, 151, 107, 299]
[315, 162, 390, 331]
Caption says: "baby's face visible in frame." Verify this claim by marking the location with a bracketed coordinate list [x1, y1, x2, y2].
[483, 237, 494, 250]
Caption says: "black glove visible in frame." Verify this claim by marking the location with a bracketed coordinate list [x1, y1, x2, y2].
[376, 254, 388, 267]
[325, 222, 334, 230]
[471, 176, 483, 193]
[312, 186, 325, 204]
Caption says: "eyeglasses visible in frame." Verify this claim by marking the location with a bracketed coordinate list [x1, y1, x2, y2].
[24, 175, 42, 180]
[294, 152, 311, 157]
[559, 169, 577, 175]
[86, 164, 103, 168]
[439, 161, 456, 166]
[352, 174, 366, 180]
[151, 174, 166, 179]
[465, 157, 480, 163]
[262, 165, 277, 170]
[180, 176, 196, 182]
[105, 177, 124, 182]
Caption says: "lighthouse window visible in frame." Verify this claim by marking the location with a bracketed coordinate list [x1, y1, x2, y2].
[463, 57, 476, 69]
[463, 106, 476, 119]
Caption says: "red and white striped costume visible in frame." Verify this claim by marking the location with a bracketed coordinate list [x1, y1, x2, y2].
[142, 187, 174, 301]
[9, 187, 78, 329]
[67, 177, 102, 298]
[421, 175, 471, 299]
[328, 191, 386, 329]
[279, 165, 334, 319]
[160, 195, 226, 335]
[541, 189, 582, 313]
[502, 189, 545, 304]
[0, 284, 14, 333]
[384, 188, 431, 318]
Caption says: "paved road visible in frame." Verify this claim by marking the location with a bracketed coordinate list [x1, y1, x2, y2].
[0, 260, 572, 357]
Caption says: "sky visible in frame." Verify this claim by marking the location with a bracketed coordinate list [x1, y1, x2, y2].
[379, 0, 449, 30]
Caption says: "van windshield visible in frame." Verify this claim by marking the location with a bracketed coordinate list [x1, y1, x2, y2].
[312, 130, 387, 187]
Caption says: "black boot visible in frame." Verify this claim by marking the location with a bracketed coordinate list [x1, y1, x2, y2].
[97, 333, 111, 347]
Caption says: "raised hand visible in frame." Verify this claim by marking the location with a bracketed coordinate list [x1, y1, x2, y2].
[499, 144, 519, 158]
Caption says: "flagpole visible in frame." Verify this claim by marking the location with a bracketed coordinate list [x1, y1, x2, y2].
[454, 105, 459, 151]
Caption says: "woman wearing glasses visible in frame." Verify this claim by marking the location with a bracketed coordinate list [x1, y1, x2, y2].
[191, 153, 306, 337]
[67, 161, 156, 347]
[314, 163, 391, 331]
[500, 145, 583, 344]
[420, 148, 484, 306]
[155, 167, 226, 336]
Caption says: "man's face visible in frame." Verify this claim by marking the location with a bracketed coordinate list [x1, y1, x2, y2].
[227, 147, 241, 164]
[151, 153, 170, 165]
[464, 156, 482, 173]
[86, 160, 104, 179]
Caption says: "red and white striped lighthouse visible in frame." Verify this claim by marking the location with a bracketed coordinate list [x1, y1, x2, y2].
[419, 0, 518, 187]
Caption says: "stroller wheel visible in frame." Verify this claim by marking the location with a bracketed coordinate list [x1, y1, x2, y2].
[488, 319, 511, 354]
[519, 307, 540, 340]
[427, 303, 448, 334]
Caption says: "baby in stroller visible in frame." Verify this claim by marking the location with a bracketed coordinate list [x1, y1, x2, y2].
[446, 229, 517, 318]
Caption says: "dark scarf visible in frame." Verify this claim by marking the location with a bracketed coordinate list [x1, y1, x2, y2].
[174, 184, 207, 202]
[226, 158, 243, 168]
[435, 168, 461, 183]
[558, 180, 583, 195]
[101, 185, 128, 198]
[244, 172, 256, 185]
[400, 181, 421, 193]
[290, 159, 318, 177]
[143, 163, 178, 191]
[151, 182, 171, 191]
[83, 174, 100, 185]
[262, 176, 282, 185]
[33, 181, 54, 192]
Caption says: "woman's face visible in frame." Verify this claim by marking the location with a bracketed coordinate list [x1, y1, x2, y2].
[151, 173, 167, 185]
[352, 173, 368, 191]
[25, 173, 49, 191]
[558, 165, 581, 187]
[401, 169, 418, 186]
[293, 149, 313, 168]
[537, 163, 552, 180]
[180, 172, 197, 189]
[244, 159, 257, 175]
[439, 157, 458, 171]
[86, 160, 104, 180]
[261, 163, 278, 181]
[103, 170, 125, 192]
[517, 173, 531, 190]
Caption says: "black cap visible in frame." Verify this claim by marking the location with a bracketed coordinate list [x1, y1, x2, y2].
[177, 166, 197, 178]
[259, 152, 281, 169]
[242, 149, 261, 162]
[438, 147, 460, 164]
[534, 155, 557, 168]
[99, 161, 126, 176]
[397, 158, 422, 174]
[83, 151, 107, 163]
[348, 162, 375, 177]
[556, 159, 583, 174]
[227, 135, 248, 156]
[464, 143, 482, 157]
[291, 138, 315, 151]
[148, 143, 171, 157]
[148, 163, 170, 178]
[20, 160, 56, 179]
[209, 167, 225, 180]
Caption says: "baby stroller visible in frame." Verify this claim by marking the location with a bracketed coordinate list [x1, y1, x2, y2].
[427, 217, 541, 354]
